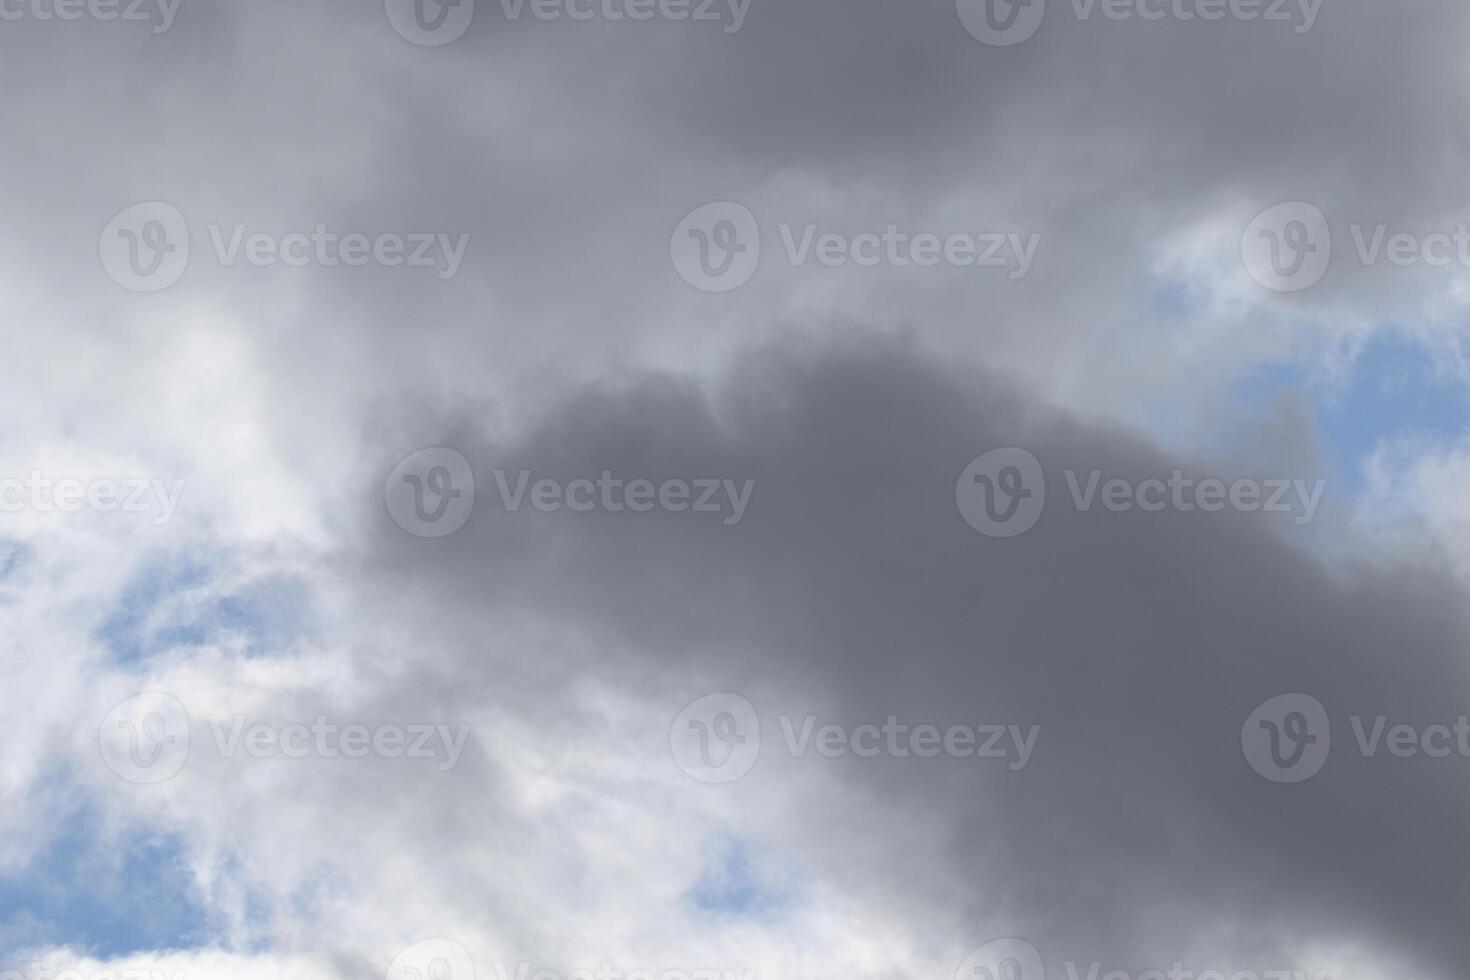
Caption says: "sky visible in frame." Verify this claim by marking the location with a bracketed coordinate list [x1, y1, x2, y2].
[3, 2, 1470, 980]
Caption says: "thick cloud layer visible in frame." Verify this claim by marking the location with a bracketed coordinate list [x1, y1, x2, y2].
[350, 338, 1468, 978]
[2, 2, 1470, 980]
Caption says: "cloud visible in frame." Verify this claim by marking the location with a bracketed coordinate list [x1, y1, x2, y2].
[2, 2, 1470, 979]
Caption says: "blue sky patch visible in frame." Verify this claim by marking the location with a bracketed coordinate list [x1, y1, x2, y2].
[96, 556, 313, 664]
[0, 803, 212, 962]
[1231, 332, 1470, 496]
[687, 833, 798, 920]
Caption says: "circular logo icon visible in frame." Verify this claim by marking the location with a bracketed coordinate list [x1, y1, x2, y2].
[99, 693, 191, 784]
[100, 202, 190, 293]
[957, 939, 1046, 980]
[1241, 692, 1331, 783]
[386, 0, 475, 45]
[957, 448, 1045, 538]
[957, 0, 1046, 46]
[670, 693, 761, 783]
[1241, 202, 1331, 293]
[387, 939, 475, 980]
[386, 448, 476, 538]
[671, 202, 760, 292]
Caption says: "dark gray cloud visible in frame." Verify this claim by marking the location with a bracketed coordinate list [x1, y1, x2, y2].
[365, 335, 1470, 979]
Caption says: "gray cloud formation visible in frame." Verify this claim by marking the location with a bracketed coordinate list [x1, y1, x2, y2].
[365, 335, 1469, 979]
[2, 1, 1470, 977]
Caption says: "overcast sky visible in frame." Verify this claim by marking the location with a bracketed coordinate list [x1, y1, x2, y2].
[2, 2, 1470, 980]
